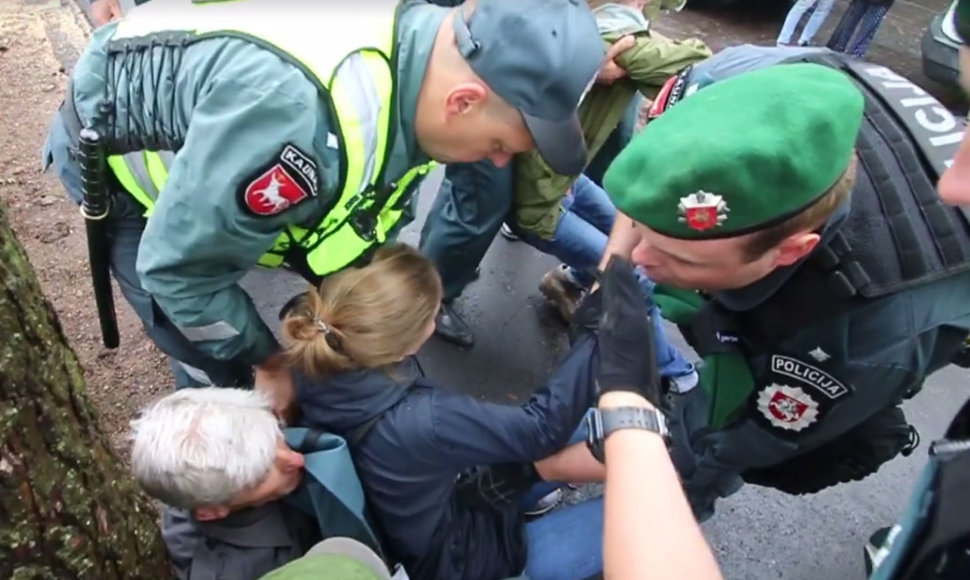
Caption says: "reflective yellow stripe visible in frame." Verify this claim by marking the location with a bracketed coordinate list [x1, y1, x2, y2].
[106, 155, 155, 217]
[145, 151, 170, 191]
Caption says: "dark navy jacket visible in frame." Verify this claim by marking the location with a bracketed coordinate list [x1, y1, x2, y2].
[296, 334, 599, 580]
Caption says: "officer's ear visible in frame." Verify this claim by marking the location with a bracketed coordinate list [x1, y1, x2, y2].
[194, 506, 231, 522]
[443, 82, 488, 119]
[774, 232, 820, 267]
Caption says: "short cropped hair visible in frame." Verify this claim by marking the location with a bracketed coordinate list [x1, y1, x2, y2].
[130, 388, 281, 509]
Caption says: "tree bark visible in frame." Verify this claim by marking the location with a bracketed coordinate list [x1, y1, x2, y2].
[0, 203, 168, 579]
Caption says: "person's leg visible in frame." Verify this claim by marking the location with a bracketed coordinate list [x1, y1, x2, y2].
[777, 0, 817, 45]
[418, 160, 514, 347]
[44, 114, 252, 388]
[798, 0, 836, 44]
[847, 4, 891, 59]
[524, 495, 604, 580]
[826, 0, 866, 52]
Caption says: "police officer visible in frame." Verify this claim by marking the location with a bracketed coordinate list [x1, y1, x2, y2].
[597, 44, 970, 520]
[863, 2, 970, 577]
[42, 0, 604, 405]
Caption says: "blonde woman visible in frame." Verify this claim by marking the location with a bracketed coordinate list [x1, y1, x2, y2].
[278, 244, 656, 580]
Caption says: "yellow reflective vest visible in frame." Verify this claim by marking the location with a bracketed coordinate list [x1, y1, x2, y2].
[107, 0, 436, 277]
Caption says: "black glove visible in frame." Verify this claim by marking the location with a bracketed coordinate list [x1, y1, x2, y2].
[596, 255, 661, 405]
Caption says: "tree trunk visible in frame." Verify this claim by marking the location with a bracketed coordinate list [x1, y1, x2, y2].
[0, 203, 168, 579]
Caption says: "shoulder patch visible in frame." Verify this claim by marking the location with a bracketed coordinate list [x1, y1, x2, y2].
[770, 355, 849, 400]
[241, 144, 318, 217]
[750, 354, 854, 436]
[756, 384, 820, 432]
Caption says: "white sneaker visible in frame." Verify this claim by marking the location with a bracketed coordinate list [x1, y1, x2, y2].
[500, 223, 520, 241]
[524, 488, 564, 517]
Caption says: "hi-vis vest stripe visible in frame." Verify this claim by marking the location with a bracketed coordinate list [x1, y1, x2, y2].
[108, 0, 436, 277]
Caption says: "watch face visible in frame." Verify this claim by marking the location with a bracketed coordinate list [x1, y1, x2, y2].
[584, 411, 606, 464]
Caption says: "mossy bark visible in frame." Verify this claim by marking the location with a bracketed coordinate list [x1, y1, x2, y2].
[0, 203, 168, 579]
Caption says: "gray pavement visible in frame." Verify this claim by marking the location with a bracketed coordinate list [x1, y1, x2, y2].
[72, 1, 970, 578]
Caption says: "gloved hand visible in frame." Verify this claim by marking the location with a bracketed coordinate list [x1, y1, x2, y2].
[595, 255, 661, 406]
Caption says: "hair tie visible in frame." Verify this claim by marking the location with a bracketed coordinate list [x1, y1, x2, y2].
[314, 318, 332, 336]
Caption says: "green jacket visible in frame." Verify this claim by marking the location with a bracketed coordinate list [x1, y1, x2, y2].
[513, 9, 710, 239]
[66, 1, 440, 366]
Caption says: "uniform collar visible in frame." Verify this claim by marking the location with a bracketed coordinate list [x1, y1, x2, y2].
[395, 1, 447, 167]
[714, 197, 852, 312]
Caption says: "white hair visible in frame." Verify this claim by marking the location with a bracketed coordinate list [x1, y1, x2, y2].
[129, 387, 281, 509]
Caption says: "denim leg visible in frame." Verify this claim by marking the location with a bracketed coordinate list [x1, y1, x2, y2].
[419, 161, 513, 301]
[566, 175, 617, 236]
[43, 114, 252, 389]
[524, 496, 604, 580]
[798, 0, 836, 44]
[826, 0, 866, 51]
[517, 208, 608, 289]
[777, 0, 816, 44]
[847, 5, 890, 58]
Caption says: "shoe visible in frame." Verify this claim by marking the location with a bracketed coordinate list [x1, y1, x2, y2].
[539, 265, 586, 323]
[500, 223, 520, 242]
[434, 301, 475, 347]
[864, 526, 897, 576]
[524, 488, 563, 517]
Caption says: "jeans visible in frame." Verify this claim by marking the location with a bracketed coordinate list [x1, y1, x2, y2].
[515, 175, 696, 381]
[524, 495, 604, 580]
[776, 0, 836, 45]
[42, 112, 252, 389]
[827, 0, 891, 59]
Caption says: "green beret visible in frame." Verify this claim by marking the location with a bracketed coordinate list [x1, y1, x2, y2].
[604, 63, 864, 239]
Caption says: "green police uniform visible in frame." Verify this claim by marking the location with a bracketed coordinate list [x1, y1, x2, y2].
[44, 0, 604, 386]
[605, 62, 970, 520]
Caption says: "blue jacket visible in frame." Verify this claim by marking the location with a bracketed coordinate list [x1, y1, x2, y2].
[295, 334, 599, 580]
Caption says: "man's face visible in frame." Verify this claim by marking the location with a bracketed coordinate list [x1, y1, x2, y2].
[228, 439, 306, 511]
[938, 46, 970, 205]
[418, 84, 535, 168]
[629, 223, 782, 291]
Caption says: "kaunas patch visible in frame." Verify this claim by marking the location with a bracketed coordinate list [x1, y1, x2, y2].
[647, 65, 692, 120]
[242, 144, 319, 217]
[751, 355, 852, 435]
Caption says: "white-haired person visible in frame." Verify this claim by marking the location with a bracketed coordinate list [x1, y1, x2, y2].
[130, 387, 313, 580]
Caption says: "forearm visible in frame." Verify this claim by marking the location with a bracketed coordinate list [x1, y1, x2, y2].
[534, 442, 605, 483]
[601, 392, 723, 580]
[598, 210, 641, 271]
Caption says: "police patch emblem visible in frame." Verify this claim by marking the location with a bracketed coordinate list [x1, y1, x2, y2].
[757, 384, 820, 432]
[242, 144, 318, 217]
[677, 191, 729, 231]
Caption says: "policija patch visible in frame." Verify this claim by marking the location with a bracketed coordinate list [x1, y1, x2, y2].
[242, 144, 319, 217]
[753, 355, 852, 434]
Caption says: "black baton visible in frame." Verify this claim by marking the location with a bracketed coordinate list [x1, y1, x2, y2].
[78, 127, 120, 349]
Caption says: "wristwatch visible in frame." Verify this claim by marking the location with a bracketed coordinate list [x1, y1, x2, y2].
[585, 406, 669, 464]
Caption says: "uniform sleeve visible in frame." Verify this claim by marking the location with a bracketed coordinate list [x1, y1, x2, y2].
[696, 287, 970, 477]
[427, 335, 599, 469]
[136, 75, 330, 367]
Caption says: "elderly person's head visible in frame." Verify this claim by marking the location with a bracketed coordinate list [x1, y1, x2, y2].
[130, 388, 305, 521]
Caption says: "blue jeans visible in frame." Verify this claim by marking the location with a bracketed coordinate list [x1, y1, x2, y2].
[826, 0, 890, 59]
[776, 0, 836, 45]
[515, 175, 696, 381]
[524, 495, 604, 580]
